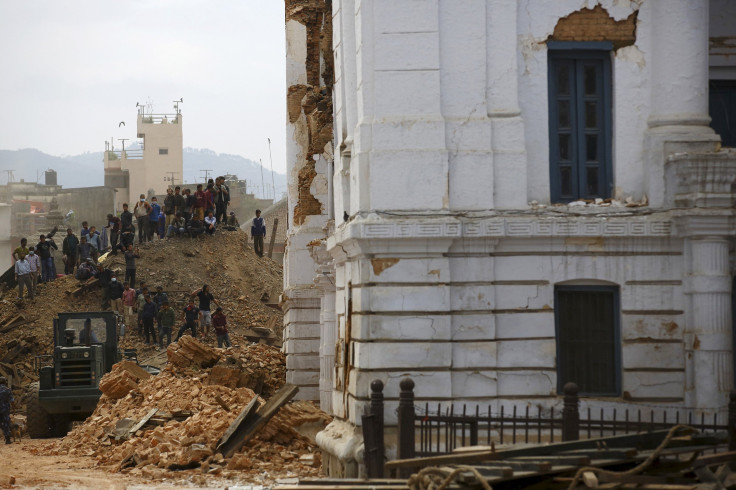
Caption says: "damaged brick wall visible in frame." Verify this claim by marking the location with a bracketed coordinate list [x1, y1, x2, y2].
[286, 0, 334, 226]
[549, 4, 638, 50]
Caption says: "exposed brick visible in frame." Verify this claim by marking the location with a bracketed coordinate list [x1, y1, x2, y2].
[549, 5, 638, 50]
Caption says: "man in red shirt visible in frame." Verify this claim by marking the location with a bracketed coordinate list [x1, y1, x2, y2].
[194, 184, 206, 221]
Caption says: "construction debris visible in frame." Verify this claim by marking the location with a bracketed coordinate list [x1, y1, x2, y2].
[99, 360, 153, 399]
[49, 352, 330, 483]
[166, 335, 222, 369]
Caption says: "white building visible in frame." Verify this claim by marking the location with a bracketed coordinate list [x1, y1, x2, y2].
[104, 107, 183, 212]
[0, 204, 12, 273]
[284, 0, 736, 475]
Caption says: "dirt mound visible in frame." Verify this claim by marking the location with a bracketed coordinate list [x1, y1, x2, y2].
[0, 229, 284, 398]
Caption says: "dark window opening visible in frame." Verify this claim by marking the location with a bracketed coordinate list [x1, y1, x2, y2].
[710, 80, 736, 148]
[555, 285, 620, 396]
[159, 148, 168, 155]
[548, 49, 612, 202]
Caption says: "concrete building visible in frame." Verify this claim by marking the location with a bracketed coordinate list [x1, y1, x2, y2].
[0, 204, 12, 273]
[283, 0, 736, 475]
[104, 107, 183, 212]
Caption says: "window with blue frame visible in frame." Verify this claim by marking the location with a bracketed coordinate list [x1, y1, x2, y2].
[555, 285, 620, 397]
[548, 44, 612, 203]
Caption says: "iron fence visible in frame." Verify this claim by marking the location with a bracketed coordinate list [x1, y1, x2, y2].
[362, 377, 736, 478]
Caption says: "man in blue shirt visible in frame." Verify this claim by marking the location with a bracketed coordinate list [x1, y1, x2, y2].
[148, 196, 161, 241]
[251, 209, 266, 257]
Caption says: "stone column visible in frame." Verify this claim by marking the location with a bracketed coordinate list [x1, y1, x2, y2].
[646, 0, 719, 207]
[310, 235, 337, 413]
[679, 216, 734, 412]
[487, 0, 528, 209]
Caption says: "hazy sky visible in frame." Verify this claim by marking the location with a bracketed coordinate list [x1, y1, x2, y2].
[0, 1, 288, 173]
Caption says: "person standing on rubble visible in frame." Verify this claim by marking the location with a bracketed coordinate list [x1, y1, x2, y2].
[14, 253, 33, 301]
[141, 294, 158, 346]
[177, 297, 200, 340]
[193, 184, 206, 221]
[192, 285, 219, 339]
[124, 244, 139, 289]
[109, 274, 124, 315]
[36, 234, 58, 283]
[148, 196, 162, 242]
[12, 238, 29, 263]
[133, 194, 152, 244]
[214, 176, 229, 224]
[251, 209, 266, 258]
[157, 301, 175, 349]
[86, 226, 101, 262]
[0, 376, 13, 445]
[136, 286, 149, 337]
[163, 188, 176, 237]
[97, 264, 112, 310]
[106, 213, 121, 254]
[212, 307, 231, 348]
[181, 188, 195, 227]
[120, 203, 133, 231]
[62, 228, 79, 275]
[27, 247, 40, 295]
[122, 282, 136, 331]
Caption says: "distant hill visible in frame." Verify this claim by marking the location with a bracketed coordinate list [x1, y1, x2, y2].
[0, 148, 286, 199]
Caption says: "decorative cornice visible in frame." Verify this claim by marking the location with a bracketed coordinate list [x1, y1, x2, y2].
[331, 215, 673, 242]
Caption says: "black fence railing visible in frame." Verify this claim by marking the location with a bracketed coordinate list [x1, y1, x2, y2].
[362, 378, 736, 479]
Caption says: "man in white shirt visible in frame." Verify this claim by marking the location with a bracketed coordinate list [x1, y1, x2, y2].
[14, 253, 33, 300]
[26, 247, 41, 295]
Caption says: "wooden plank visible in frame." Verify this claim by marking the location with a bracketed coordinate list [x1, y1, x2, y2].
[597, 473, 698, 485]
[508, 454, 591, 466]
[217, 384, 298, 458]
[385, 429, 692, 471]
[128, 408, 158, 434]
[561, 447, 639, 459]
[690, 451, 736, 468]
[385, 450, 495, 471]
[216, 396, 259, 454]
[480, 460, 553, 472]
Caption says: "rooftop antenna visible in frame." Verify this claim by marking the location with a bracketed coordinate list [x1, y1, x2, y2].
[268, 138, 276, 200]
[136, 101, 143, 116]
[3, 170, 15, 184]
[173, 97, 183, 114]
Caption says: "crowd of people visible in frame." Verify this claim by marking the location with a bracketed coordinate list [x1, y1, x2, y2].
[9, 179, 275, 353]
[12, 177, 271, 302]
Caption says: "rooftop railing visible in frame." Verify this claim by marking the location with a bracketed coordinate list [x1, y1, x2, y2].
[139, 113, 179, 124]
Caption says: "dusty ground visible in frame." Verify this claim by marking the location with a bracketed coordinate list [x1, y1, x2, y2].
[0, 439, 304, 489]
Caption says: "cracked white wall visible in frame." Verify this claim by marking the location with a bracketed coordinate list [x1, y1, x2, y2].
[311, 0, 736, 477]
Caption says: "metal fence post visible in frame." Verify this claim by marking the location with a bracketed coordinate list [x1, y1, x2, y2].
[370, 379, 385, 477]
[562, 382, 580, 441]
[729, 390, 736, 451]
[397, 377, 416, 463]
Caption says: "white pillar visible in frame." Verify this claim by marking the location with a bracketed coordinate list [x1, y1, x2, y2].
[646, 0, 719, 207]
[688, 236, 733, 410]
[487, 0, 528, 209]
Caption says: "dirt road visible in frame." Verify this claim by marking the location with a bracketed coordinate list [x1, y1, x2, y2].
[0, 438, 276, 489]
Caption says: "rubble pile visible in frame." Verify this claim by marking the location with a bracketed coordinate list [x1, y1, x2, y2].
[0, 229, 284, 397]
[52, 337, 330, 482]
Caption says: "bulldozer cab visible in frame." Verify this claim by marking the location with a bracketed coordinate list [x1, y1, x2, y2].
[54, 312, 119, 374]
